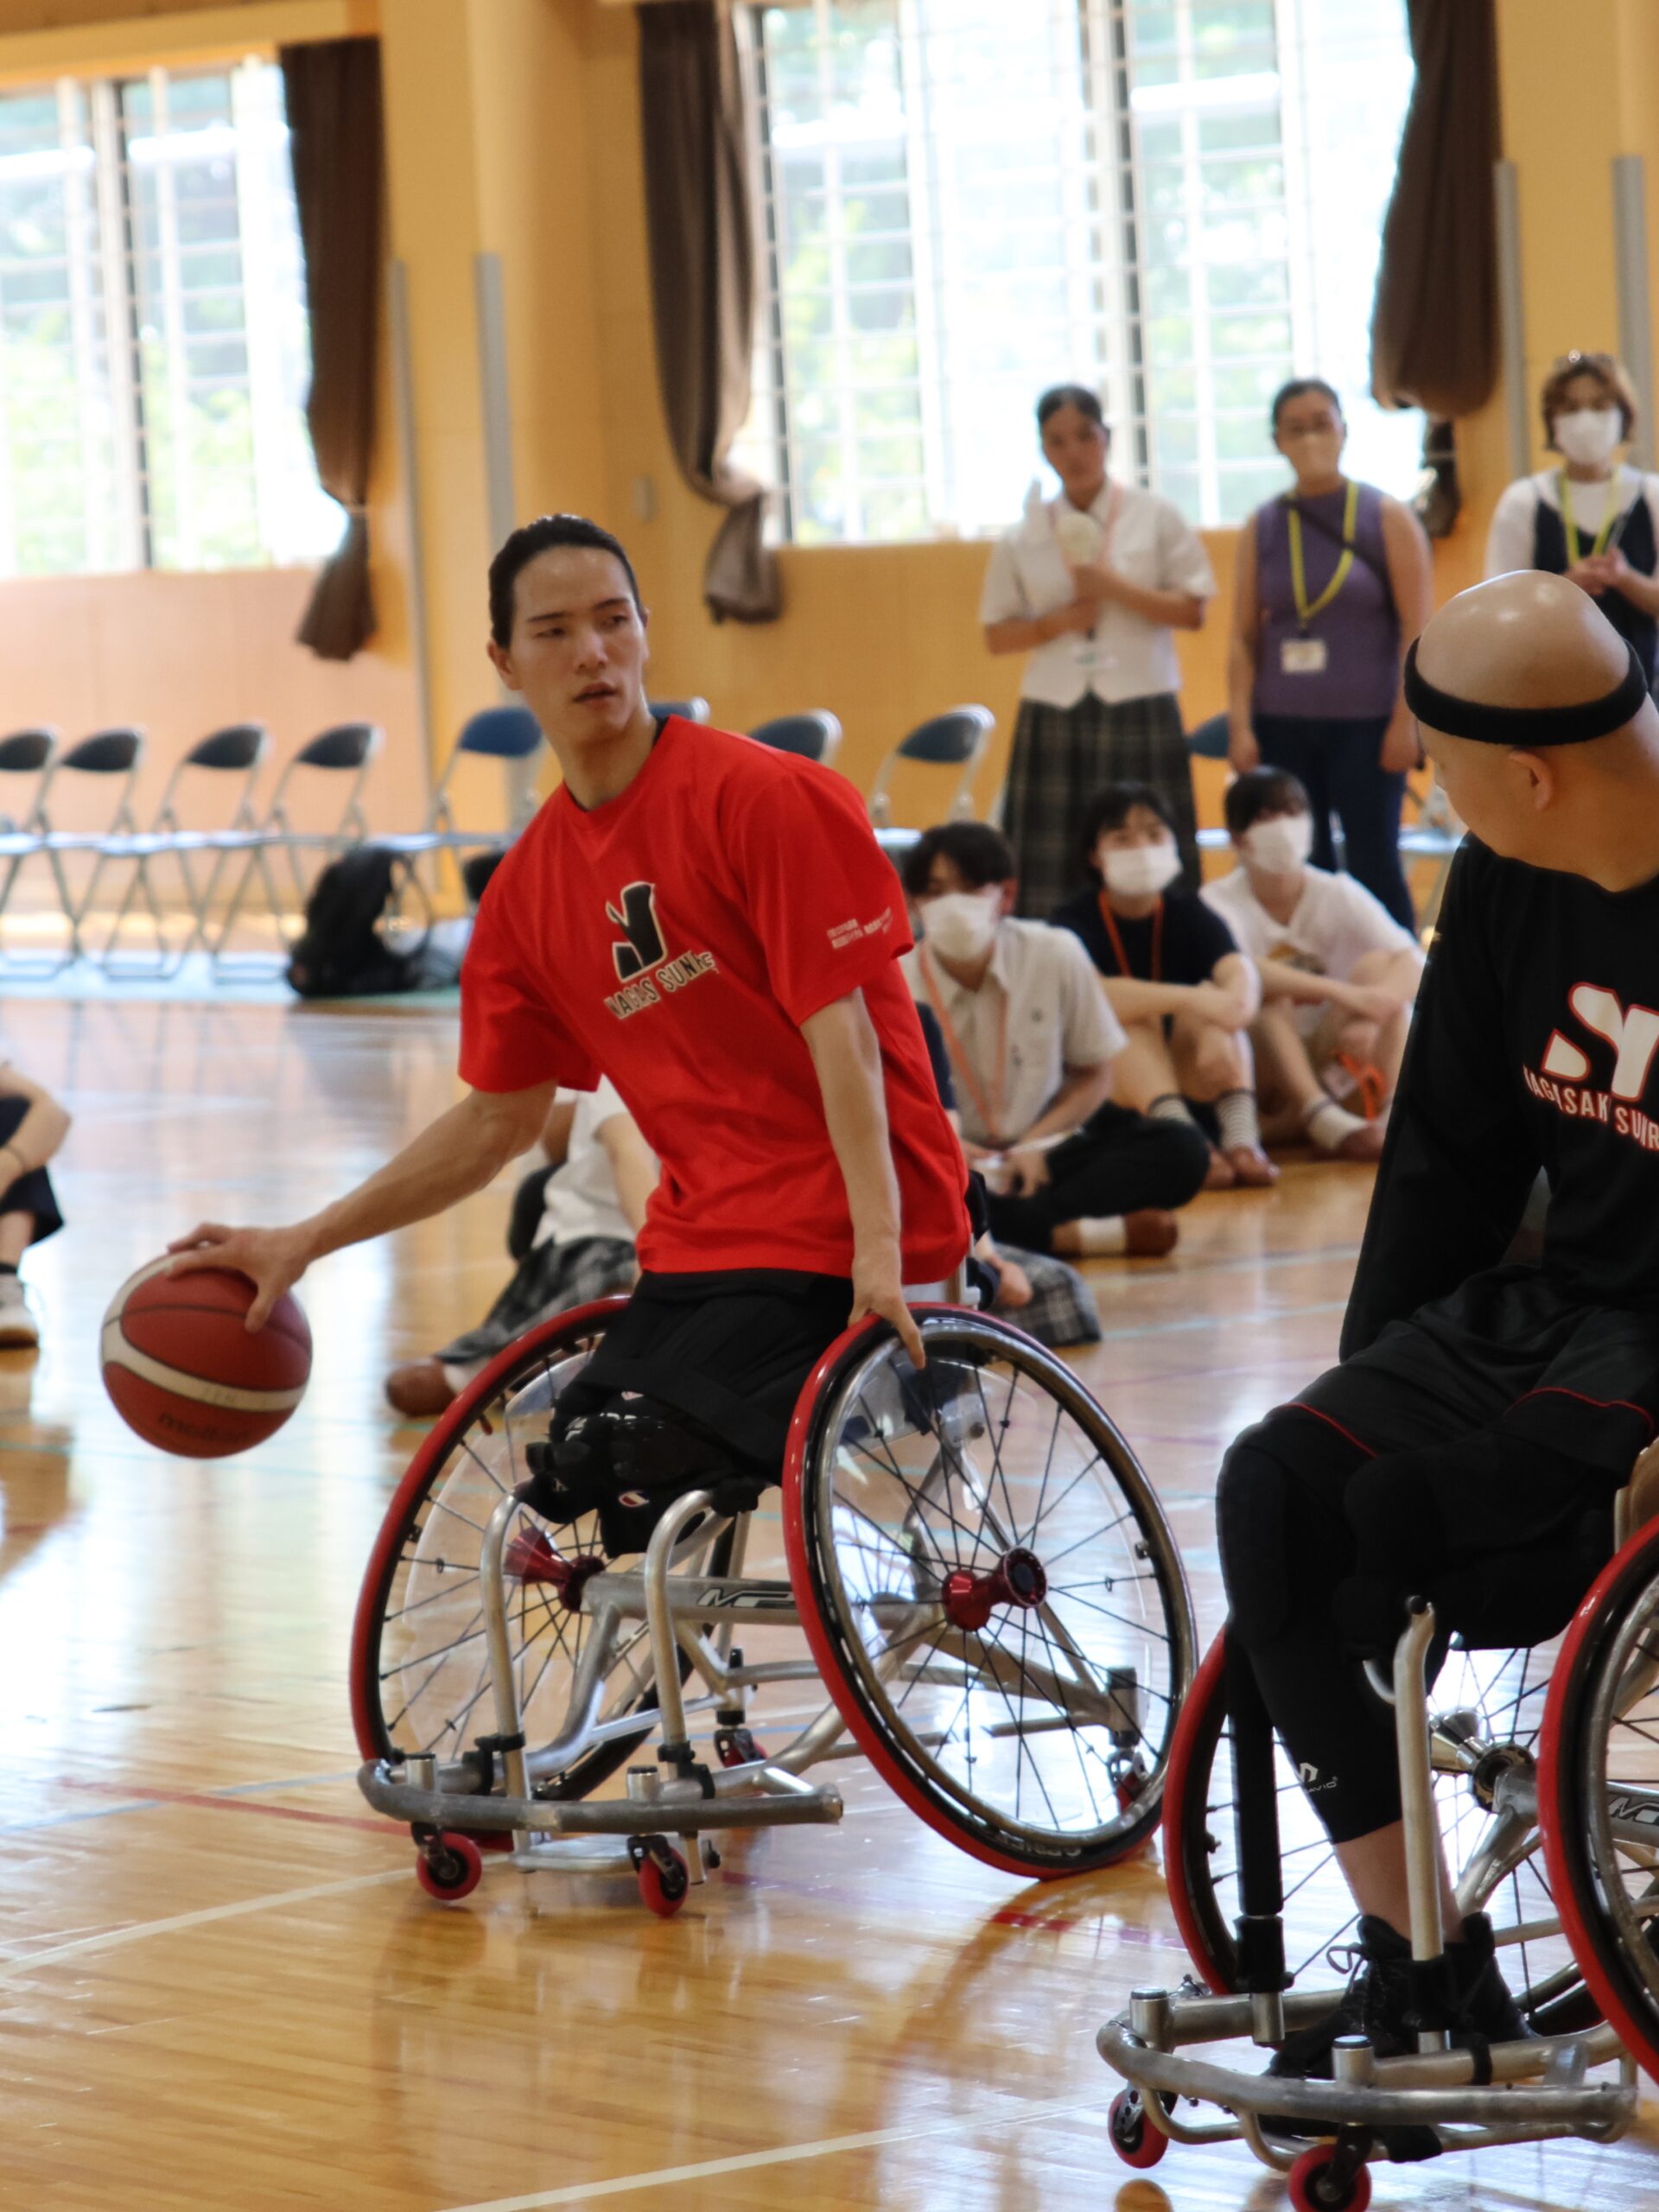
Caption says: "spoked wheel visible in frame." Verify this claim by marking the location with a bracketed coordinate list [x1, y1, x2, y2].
[351, 1300, 729, 1803]
[784, 1310, 1195, 1876]
[1166, 1627, 1584, 2026]
[1541, 1516, 1659, 2082]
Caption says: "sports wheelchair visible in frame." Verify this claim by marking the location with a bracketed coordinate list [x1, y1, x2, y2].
[1097, 1463, 1659, 2209]
[353, 1294, 1195, 1916]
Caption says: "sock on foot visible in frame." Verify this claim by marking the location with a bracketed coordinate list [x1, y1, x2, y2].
[1069, 1215, 1128, 1256]
[1303, 1096, 1371, 1154]
[1215, 1088, 1262, 1154]
[1147, 1092, 1198, 1128]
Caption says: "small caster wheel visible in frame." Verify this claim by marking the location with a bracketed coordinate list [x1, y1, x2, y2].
[1288, 2143, 1371, 2212]
[1107, 2088, 1166, 2171]
[629, 1834, 689, 1919]
[714, 1726, 766, 1768]
[416, 1832, 483, 1903]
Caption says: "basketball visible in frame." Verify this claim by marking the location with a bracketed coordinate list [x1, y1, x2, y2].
[100, 1258, 312, 1459]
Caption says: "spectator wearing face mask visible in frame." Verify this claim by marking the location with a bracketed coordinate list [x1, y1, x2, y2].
[1484, 350, 1659, 685]
[1202, 768, 1424, 1162]
[1052, 782, 1276, 1190]
[901, 822, 1211, 1258]
[1229, 377, 1433, 931]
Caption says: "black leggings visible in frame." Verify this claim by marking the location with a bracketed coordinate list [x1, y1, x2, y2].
[1217, 1407, 1618, 1841]
[0, 1095, 60, 1243]
[982, 1103, 1210, 1255]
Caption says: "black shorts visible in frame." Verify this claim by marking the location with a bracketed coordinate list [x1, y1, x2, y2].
[565, 1268, 855, 1475]
[1297, 1264, 1659, 1475]
[0, 1096, 61, 1243]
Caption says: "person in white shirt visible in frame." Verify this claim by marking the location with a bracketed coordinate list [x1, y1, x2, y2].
[900, 823, 1211, 1258]
[1484, 350, 1659, 685]
[385, 1077, 654, 1417]
[0, 1061, 70, 1351]
[981, 384, 1217, 917]
[1202, 768, 1423, 1161]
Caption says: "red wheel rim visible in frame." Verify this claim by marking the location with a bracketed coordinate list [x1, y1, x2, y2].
[1539, 1516, 1659, 2085]
[1161, 1629, 1235, 1989]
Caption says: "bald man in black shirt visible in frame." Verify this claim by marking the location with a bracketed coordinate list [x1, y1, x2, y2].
[1218, 570, 1659, 2084]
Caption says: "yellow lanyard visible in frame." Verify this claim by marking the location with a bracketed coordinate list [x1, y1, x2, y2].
[1287, 477, 1360, 631]
[1558, 468, 1623, 558]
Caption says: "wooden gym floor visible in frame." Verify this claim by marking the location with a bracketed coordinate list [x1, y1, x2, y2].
[1, 994, 1654, 2212]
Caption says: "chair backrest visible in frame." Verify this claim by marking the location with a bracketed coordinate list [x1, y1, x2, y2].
[748, 712, 843, 766]
[186, 723, 269, 773]
[262, 723, 384, 842]
[296, 721, 381, 772]
[651, 696, 711, 724]
[61, 727, 143, 777]
[868, 705, 995, 829]
[0, 728, 56, 778]
[1187, 711, 1230, 761]
[455, 704, 543, 762]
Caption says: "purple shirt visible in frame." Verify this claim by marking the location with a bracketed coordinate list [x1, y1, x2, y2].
[1251, 480, 1400, 721]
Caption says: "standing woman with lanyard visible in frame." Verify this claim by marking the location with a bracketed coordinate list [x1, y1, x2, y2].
[1484, 350, 1659, 683]
[982, 384, 1217, 916]
[1228, 377, 1433, 930]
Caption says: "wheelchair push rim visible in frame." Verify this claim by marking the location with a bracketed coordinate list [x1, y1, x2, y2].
[1541, 1512, 1659, 2086]
[351, 1299, 728, 1804]
[784, 1308, 1194, 1876]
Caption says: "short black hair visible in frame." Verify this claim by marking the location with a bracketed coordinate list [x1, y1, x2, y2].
[1270, 376, 1343, 432]
[488, 513, 643, 647]
[901, 820, 1017, 899]
[1077, 782, 1175, 880]
[1224, 766, 1311, 838]
[1036, 383, 1107, 434]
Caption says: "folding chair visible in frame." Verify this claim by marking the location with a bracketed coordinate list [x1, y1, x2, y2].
[424, 705, 543, 838]
[25, 728, 146, 968]
[0, 730, 58, 961]
[749, 711, 843, 766]
[1186, 710, 1230, 760]
[650, 696, 710, 723]
[868, 705, 995, 830]
[98, 723, 270, 973]
[212, 722, 383, 967]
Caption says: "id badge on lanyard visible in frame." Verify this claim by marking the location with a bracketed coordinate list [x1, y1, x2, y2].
[1281, 636, 1328, 675]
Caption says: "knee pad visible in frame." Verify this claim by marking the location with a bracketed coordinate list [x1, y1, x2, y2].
[519, 1398, 747, 1554]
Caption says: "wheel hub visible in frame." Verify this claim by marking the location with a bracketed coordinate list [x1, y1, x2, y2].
[941, 1547, 1049, 1631]
[504, 1529, 606, 1612]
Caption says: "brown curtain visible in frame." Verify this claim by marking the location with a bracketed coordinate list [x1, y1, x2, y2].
[279, 37, 385, 659]
[1370, 0, 1501, 419]
[639, 3, 781, 624]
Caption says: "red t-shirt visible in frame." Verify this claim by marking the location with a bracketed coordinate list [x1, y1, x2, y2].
[460, 717, 969, 1280]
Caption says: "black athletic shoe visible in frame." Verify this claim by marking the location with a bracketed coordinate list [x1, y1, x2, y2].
[1262, 1912, 1531, 2160]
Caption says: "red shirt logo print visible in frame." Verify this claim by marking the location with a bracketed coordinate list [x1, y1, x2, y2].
[602, 879, 719, 1023]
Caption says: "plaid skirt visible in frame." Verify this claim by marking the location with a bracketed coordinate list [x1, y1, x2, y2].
[1002, 691, 1199, 918]
[436, 1233, 637, 1368]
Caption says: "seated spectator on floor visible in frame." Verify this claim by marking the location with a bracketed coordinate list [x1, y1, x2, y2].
[1202, 767, 1424, 1161]
[1052, 782, 1277, 1188]
[385, 1077, 654, 1418]
[900, 822, 1211, 1261]
[912, 999, 1103, 1347]
[0, 1062, 69, 1351]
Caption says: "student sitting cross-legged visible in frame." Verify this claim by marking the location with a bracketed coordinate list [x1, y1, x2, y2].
[901, 822, 1210, 1259]
[1202, 767, 1424, 1162]
[1051, 781, 1277, 1188]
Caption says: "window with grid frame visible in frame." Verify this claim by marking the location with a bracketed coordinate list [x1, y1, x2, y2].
[736, 0, 1419, 544]
[0, 56, 337, 580]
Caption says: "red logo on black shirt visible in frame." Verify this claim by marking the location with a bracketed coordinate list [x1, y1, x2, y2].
[1526, 984, 1659, 1152]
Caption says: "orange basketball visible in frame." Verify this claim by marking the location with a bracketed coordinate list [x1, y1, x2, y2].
[101, 1259, 312, 1459]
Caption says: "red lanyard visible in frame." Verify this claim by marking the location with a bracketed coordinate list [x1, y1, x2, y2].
[1097, 892, 1162, 982]
[917, 945, 1010, 1145]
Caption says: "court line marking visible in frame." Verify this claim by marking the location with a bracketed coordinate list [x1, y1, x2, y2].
[435, 2095, 1111, 2211]
[0, 1866, 409, 1980]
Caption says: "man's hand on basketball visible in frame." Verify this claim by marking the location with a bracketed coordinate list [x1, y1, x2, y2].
[850, 1245, 925, 1368]
[168, 1221, 315, 1332]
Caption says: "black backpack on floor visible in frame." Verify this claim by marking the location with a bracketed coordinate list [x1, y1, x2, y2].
[287, 844, 424, 999]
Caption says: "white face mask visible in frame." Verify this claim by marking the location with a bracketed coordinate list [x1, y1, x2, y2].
[1101, 843, 1182, 899]
[922, 887, 1001, 963]
[1554, 408, 1623, 468]
[1243, 815, 1313, 874]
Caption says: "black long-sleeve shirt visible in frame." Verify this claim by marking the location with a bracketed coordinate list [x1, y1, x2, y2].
[1344, 837, 1659, 1357]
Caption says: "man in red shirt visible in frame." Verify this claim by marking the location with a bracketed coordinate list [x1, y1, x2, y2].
[173, 514, 969, 1531]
